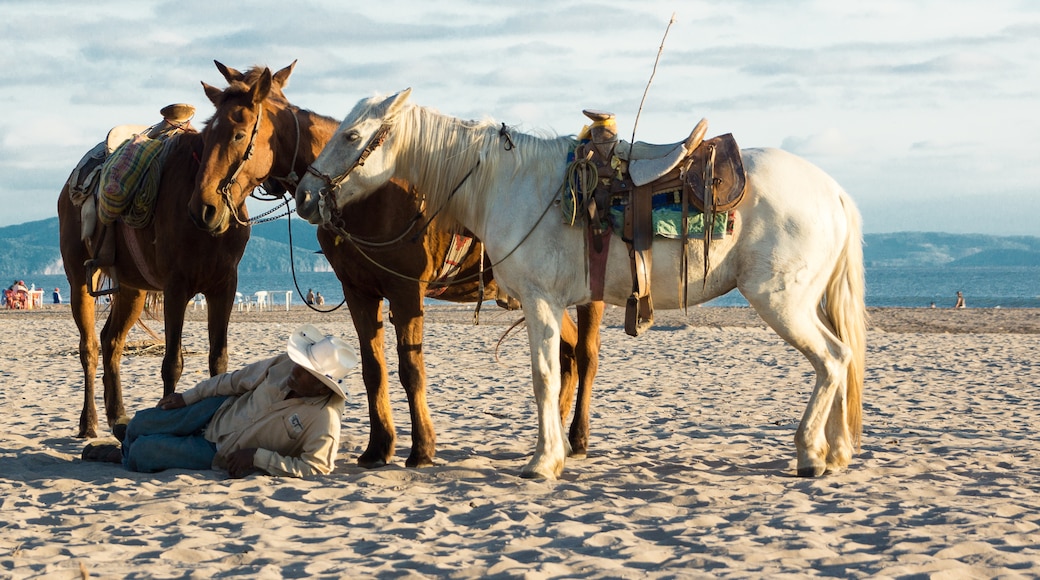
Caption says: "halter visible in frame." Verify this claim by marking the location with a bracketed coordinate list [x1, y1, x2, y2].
[220, 105, 304, 227]
[305, 123, 391, 195]
[219, 103, 264, 198]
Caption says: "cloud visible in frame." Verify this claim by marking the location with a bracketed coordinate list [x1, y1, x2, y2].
[780, 128, 857, 158]
[1, 0, 1038, 236]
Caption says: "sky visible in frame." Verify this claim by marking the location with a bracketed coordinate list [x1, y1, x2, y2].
[2, 0, 1038, 235]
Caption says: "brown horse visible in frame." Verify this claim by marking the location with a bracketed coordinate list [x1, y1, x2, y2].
[58, 97, 250, 439]
[188, 61, 603, 467]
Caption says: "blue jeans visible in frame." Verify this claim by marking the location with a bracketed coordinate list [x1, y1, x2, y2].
[122, 396, 230, 473]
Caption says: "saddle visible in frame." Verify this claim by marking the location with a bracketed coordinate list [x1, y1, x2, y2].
[571, 109, 747, 336]
[68, 103, 197, 296]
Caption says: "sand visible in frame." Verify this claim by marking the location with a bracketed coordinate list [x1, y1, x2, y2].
[1, 304, 1038, 578]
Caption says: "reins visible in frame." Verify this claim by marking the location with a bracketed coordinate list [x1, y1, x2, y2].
[308, 123, 559, 288]
[281, 195, 348, 314]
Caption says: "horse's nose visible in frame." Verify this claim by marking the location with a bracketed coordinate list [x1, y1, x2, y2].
[189, 200, 223, 233]
[203, 203, 219, 225]
[295, 188, 317, 222]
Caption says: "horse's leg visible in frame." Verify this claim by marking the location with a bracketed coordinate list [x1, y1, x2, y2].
[204, 284, 236, 379]
[99, 289, 146, 430]
[347, 293, 396, 468]
[568, 300, 603, 458]
[521, 297, 569, 479]
[745, 293, 854, 477]
[389, 295, 436, 468]
[71, 282, 100, 438]
[558, 309, 579, 423]
[161, 288, 191, 396]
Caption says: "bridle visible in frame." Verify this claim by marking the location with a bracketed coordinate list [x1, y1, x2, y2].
[219, 104, 263, 198]
[305, 123, 390, 195]
[216, 103, 303, 227]
[300, 121, 559, 290]
[305, 121, 479, 251]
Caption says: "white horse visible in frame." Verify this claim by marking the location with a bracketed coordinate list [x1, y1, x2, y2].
[296, 89, 866, 480]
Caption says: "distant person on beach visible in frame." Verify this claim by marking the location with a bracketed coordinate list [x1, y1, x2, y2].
[53, 288, 62, 304]
[315, 292, 325, 305]
[955, 291, 966, 309]
[306, 288, 315, 305]
[82, 324, 358, 478]
[5, 280, 29, 309]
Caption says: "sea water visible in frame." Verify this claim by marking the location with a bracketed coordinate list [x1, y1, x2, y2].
[15, 266, 1040, 310]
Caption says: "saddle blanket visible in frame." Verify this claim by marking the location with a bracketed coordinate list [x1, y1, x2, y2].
[608, 203, 733, 239]
[425, 233, 475, 298]
[97, 133, 167, 227]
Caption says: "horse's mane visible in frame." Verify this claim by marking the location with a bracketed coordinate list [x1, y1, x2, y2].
[387, 99, 576, 217]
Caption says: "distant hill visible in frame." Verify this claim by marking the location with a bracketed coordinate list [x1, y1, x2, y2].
[0, 216, 331, 277]
[863, 232, 1040, 267]
[3, 217, 1040, 277]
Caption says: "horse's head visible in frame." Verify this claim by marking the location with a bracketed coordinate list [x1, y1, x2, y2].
[295, 89, 412, 226]
[189, 60, 296, 234]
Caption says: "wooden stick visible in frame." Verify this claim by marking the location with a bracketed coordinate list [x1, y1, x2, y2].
[630, 12, 677, 146]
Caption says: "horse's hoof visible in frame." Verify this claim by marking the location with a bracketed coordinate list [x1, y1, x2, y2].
[405, 456, 435, 469]
[567, 450, 588, 460]
[357, 457, 388, 469]
[797, 465, 826, 478]
[112, 419, 130, 443]
[520, 459, 563, 480]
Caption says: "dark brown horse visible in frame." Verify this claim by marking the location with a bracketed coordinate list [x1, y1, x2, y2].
[188, 61, 603, 467]
[58, 94, 250, 439]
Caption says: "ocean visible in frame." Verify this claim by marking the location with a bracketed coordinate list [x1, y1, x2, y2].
[12, 265, 1040, 311]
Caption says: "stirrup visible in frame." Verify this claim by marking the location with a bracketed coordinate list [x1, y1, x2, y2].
[624, 294, 654, 337]
[86, 261, 119, 297]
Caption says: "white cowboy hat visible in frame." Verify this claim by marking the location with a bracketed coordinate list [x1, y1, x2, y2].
[286, 324, 359, 399]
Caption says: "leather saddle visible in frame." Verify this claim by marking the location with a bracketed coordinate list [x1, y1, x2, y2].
[570, 109, 747, 336]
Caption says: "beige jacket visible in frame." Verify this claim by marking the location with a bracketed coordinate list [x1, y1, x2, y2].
[180, 354, 345, 477]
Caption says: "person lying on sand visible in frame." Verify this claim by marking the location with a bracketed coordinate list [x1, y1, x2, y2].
[82, 324, 358, 478]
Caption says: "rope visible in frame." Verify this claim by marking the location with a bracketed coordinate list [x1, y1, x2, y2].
[283, 195, 347, 314]
[564, 154, 599, 226]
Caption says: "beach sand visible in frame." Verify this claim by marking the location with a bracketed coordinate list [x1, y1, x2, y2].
[1, 304, 1038, 578]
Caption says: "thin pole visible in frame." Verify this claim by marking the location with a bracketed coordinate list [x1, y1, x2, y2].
[630, 12, 677, 145]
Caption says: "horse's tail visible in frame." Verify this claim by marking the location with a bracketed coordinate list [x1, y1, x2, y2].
[824, 192, 868, 450]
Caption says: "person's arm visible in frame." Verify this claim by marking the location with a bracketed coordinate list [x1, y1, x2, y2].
[180, 355, 285, 405]
[252, 409, 342, 477]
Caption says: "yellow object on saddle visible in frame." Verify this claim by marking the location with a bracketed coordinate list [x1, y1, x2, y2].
[563, 108, 747, 336]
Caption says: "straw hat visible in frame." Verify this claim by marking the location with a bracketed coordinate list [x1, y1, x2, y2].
[286, 324, 358, 399]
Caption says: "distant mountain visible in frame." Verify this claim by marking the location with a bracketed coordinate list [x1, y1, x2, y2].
[863, 232, 1040, 267]
[3, 217, 1040, 277]
[0, 216, 331, 277]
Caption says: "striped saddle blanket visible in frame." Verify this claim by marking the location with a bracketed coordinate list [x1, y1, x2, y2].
[96, 132, 169, 228]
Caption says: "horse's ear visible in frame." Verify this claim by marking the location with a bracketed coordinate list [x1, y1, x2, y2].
[272, 60, 297, 89]
[202, 82, 223, 106]
[214, 60, 244, 83]
[383, 88, 412, 119]
[250, 68, 273, 105]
